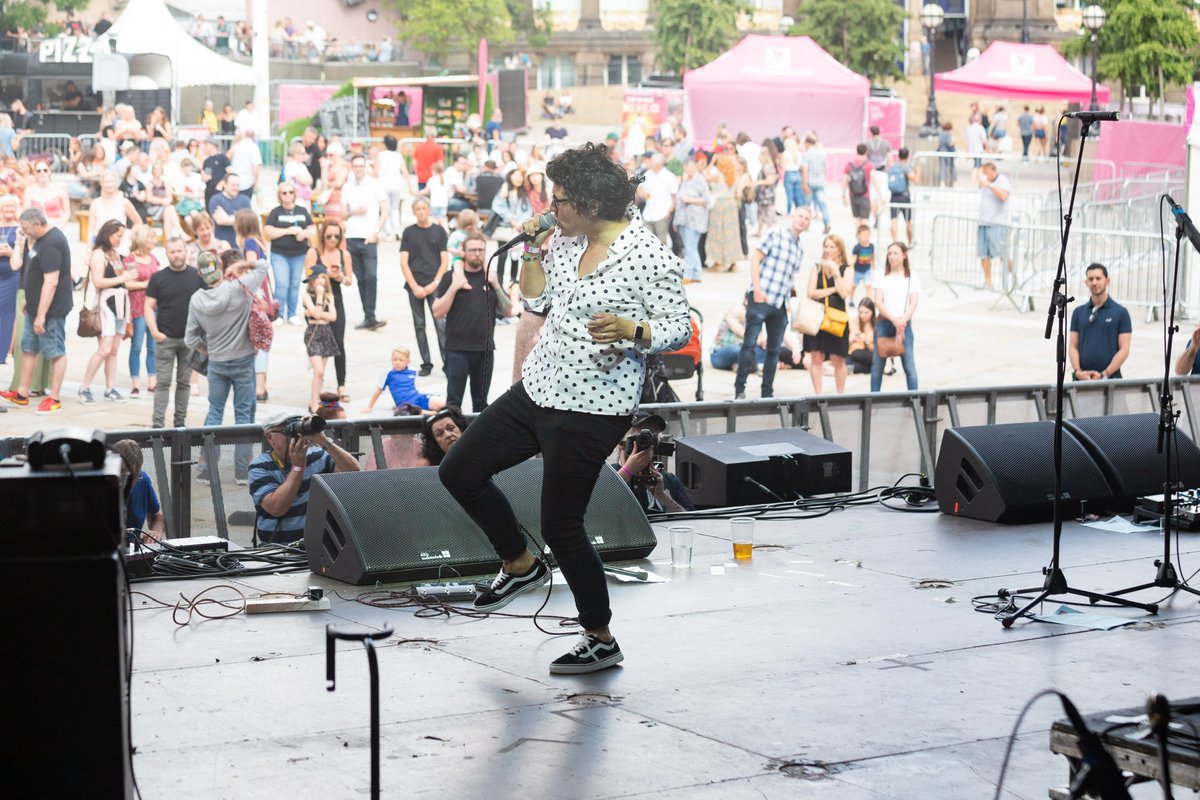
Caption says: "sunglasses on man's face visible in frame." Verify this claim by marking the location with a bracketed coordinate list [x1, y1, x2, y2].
[279, 190, 295, 195]
[34, 167, 49, 174]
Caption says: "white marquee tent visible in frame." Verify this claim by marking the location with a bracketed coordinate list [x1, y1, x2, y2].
[97, 0, 256, 118]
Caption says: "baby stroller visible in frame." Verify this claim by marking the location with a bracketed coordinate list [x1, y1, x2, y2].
[642, 306, 704, 403]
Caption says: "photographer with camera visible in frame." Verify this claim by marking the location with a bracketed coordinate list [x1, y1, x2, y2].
[247, 413, 360, 545]
[612, 411, 693, 514]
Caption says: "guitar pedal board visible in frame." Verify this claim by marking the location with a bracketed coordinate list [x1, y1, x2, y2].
[1134, 491, 1200, 532]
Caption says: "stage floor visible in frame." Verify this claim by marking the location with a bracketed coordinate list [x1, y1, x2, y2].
[128, 504, 1200, 798]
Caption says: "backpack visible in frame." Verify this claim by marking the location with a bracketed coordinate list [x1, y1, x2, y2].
[887, 164, 909, 195]
[847, 162, 868, 196]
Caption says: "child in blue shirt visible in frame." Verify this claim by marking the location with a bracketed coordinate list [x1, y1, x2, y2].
[362, 346, 446, 415]
[850, 224, 875, 304]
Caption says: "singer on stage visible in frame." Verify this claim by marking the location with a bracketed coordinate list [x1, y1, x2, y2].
[439, 143, 691, 674]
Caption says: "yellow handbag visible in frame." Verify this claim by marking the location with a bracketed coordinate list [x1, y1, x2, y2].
[818, 269, 848, 337]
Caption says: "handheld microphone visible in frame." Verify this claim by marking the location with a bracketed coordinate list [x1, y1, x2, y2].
[1065, 110, 1119, 122]
[495, 210, 556, 254]
[1165, 195, 1200, 257]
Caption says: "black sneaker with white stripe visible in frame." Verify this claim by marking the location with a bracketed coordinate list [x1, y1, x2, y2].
[472, 557, 550, 613]
[549, 633, 624, 675]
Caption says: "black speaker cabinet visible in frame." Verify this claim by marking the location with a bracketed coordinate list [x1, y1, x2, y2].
[675, 427, 852, 508]
[935, 421, 1115, 524]
[0, 455, 132, 798]
[305, 460, 655, 585]
[1063, 413, 1200, 511]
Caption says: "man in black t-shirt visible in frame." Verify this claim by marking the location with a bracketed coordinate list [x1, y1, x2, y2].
[1, 209, 72, 413]
[202, 139, 231, 206]
[144, 237, 206, 427]
[432, 231, 512, 411]
[400, 198, 449, 376]
[302, 127, 322, 185]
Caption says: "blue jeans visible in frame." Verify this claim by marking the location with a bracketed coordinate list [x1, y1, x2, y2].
[128, 316, 156, 379]
[810, 185, 830, 226]
[205, 354, 257, 475]
[870, 319, 918, 392]
[711, 344, 764, 370]
[783, 170, 806, 212]
[679, 226, 703, 280]
[270, 251, 306, 320]
[735, 300, 788, 397]
[348, 239, 379, 323]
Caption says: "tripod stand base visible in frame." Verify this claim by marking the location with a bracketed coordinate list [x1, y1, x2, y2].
[1105, 559, 1200, 601]
[998, 568, 1159, 628]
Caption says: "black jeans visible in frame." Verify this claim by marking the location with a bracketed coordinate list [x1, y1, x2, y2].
[734, 300, 789, 397]
[332, 293, 347, 387]
[445, 349, 494, 412]
[407, 290, 446, 370]
[439, 382, 631, 630]
[348, 239, 378, 323]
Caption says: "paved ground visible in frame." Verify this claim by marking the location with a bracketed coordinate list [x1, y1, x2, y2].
[0, 138, 1180, 438]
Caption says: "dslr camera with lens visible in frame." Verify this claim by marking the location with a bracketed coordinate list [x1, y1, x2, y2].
[622, 428, 675, 490]
[282, 415, 326, 438]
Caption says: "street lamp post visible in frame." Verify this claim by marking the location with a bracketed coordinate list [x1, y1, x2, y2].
[919, 3, 945, 139]
[1082, 4, 1106, 137]
[1021, 0, 1030, 44]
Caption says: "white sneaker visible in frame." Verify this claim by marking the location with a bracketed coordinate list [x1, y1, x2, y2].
[288, 315, 303, 326]
[272, 317, 284, 327]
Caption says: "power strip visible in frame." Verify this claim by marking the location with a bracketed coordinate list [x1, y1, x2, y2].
[416, 583, 477, 600]
[245, 596, 331, 614]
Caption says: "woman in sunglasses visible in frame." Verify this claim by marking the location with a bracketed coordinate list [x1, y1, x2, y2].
[265, 181, 314, 325]
[438, 143, 692, 675]
[23, 160, 70, 231]
[304, 218, 353, 401]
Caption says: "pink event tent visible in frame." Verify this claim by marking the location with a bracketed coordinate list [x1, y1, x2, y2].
[934, 41, 1110, 104]
[683, 35, 869, 149]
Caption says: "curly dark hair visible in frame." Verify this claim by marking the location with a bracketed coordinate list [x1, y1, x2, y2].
[545, 142, 641, 221]
[419, 406, 470, 465]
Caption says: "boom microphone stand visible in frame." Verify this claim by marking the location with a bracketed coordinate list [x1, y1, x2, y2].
[997, 117, 1158, 627]
[1103, 204, 1200, 602]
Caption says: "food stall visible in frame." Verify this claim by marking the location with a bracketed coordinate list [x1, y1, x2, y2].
[351, 75, 496, 142]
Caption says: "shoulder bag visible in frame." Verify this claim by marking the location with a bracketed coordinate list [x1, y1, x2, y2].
[792, 267, 825, 336]
[877, 277, 911, 358]
[240, 280, 274, 351]
[818, 267, 849, 338]
[76, 269, 102, 338]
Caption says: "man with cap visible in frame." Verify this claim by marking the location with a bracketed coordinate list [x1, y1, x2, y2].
[247, 412, 359, 545]
[185, 253, 269, 481]
[611, 410, 693, 514]
[604, 132, 620, 161]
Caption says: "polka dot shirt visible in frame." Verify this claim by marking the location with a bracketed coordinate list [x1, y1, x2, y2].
[522, 204, 692, 415]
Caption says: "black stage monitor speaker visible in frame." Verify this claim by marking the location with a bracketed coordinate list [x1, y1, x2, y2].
[0, 455, 133, 798]
[935, 421, 1115, 524]
[674, 427, 852, 508]
[1063, 413, 1200, 511]
[305, 460, 655, 585]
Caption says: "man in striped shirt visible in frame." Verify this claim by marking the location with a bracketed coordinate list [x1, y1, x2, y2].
[248, 414, 360, 544]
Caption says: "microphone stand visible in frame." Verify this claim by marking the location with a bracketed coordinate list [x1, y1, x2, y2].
[1103, 215, 1200, 601]
[997, 118, 1159, 627]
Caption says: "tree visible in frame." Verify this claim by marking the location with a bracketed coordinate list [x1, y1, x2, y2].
[653, 0, 746, 76]
[790, 0, 906, 84]
[506, 0, 554, 50]
[1060, 0, 1199, 119]
[385, 0, 514, 62]
[1, 0, 90, 34]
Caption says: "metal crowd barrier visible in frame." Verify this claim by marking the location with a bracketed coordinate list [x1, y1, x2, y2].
[6, 378, 1200, 543]
[911, 151, 1118, 193]
[927, 213, 1178, 316]
[16, 133, 76, 167]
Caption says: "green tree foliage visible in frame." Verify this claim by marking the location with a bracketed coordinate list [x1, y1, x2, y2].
[506, 0, 554, 50]
[1060, 0, 1199, 118]
[386, 0, 515, 61]
[653, 0, 747, 75]
[790, 0, 907, 83]
[1, 0, 91, 33]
